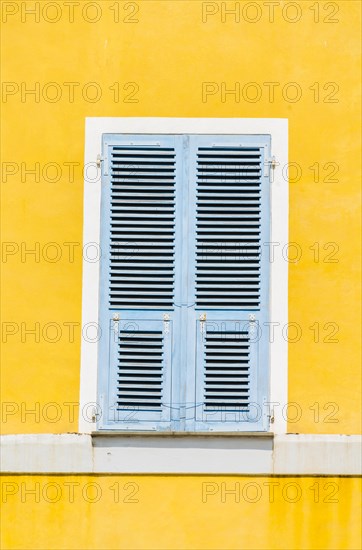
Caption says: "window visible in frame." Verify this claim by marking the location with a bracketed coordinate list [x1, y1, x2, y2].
[79, 118, 288, 436]
[97, 132, 271, 432]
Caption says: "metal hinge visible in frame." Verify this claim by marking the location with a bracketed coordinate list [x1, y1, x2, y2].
[97, 152, 109, 175]
[91, 405, 101, 423]
[267, 156, 278, 181]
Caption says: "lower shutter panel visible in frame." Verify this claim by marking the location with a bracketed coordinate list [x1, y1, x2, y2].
[203, 328, 250, 411]
[195, 320, 259, 430]
[110, 318, 172, 428]
[117, 327, 164, 410]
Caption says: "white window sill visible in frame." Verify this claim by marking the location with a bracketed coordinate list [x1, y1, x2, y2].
[1, 434, 360, 475]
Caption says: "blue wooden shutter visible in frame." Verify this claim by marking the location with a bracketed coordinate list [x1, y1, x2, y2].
[185, 135, 271, 432]
[97, 132, 271, 433]
[98, 135, 183, 431]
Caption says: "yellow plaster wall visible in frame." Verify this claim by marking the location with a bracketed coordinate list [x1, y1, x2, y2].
[1, 0, 361, 434]
[1, 475, 361, 550]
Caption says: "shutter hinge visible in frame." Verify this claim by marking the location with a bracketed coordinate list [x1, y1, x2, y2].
[263, 398, 274, 427]
[266, 402, 275, 424]
[266, 156, 278, 180]
[91, 405, 101, 423]
[98, 149, 109, 175]
[265, 157, 278, 181]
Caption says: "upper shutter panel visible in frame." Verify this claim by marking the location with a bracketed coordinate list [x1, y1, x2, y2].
[109, 145, 176, 310]
[195, 146, 262, 309]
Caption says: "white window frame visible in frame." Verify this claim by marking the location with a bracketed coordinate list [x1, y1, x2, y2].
[79, 117, 288, 435]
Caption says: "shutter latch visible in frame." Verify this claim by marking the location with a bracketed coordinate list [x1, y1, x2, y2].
[249, 314, 256, 334]
[163, 313, 170, 334]
[112, 313, 120, 335]
[199, 313, 207, 334]
[96, 154, 103, 168]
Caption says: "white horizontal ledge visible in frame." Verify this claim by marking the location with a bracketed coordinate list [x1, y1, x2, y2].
[273, 434, 362, 475]
[0, 434, 93, 473]
[92, 435, 273, 474]
[0, 434, 361, 475]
